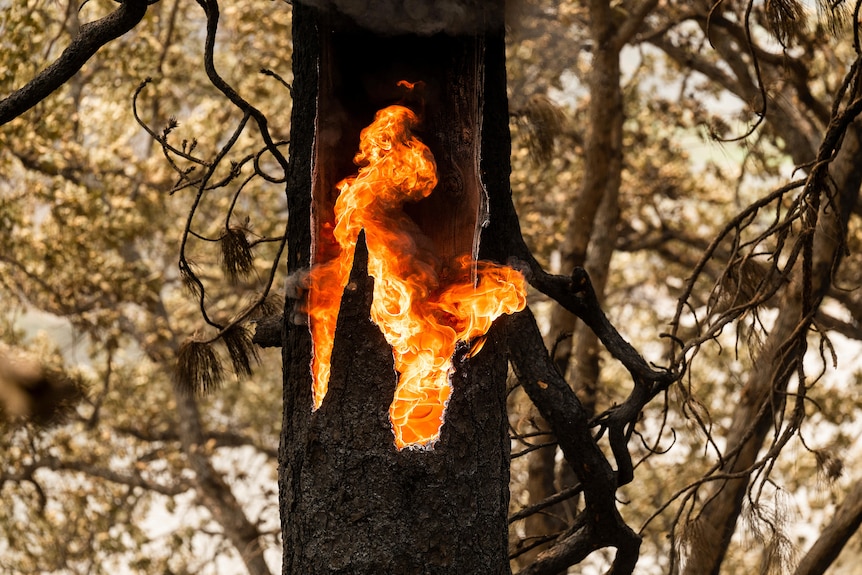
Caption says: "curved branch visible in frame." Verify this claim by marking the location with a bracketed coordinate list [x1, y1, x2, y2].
[506, 309, 642, 574]
[195, 0, 289, 173]
[504, 208, 676, 391]
[0, 0, 152, 125]
[175, 0, 290, 341]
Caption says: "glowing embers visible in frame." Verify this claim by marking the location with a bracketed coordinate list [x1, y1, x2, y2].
[306, 96, 527, 449]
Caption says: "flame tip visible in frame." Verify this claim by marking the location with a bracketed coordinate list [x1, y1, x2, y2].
[397, 79, 423, 92]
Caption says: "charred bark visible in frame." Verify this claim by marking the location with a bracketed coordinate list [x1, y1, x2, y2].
[283, 233, 510, 574]
[280, 3, 510, 573]
[276, 3, 671, 574]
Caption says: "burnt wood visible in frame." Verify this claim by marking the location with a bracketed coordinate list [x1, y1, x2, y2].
[276, 2, 663, 573]
[280, 3, 510, 574]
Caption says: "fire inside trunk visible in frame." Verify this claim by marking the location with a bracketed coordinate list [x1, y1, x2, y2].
[306, 29, 525, 449]
[281, 4, 515, 571]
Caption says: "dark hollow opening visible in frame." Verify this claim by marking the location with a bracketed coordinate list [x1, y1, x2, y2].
[312, 22, 483, 269]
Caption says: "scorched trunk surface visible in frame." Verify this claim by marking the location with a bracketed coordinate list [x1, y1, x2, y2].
[279, 3, 512, 574]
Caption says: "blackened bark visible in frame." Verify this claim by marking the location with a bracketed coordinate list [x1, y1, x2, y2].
[283, 234, 510, 573]
[252, 313, 284, 348]
[279, 3, 511, 573]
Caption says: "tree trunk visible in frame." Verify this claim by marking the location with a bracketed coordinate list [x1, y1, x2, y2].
[793, 479, 862, 575]
[141, 300, 271, 575]
[279, 3, 512, 573]
[523, 1, 625, 563]
[174, 393, 271, 575]
[544, 0, 625, 372]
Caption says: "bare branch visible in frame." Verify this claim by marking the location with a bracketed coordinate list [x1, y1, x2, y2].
[516, 522, 595, 575]
[506, 309, 642, 574]
[1, 456, 191, 497]
[0, 0, 152, 125]
[114, 424, 279, 458]
[509, 484, 583, 524]
[613, 0, 660, 48]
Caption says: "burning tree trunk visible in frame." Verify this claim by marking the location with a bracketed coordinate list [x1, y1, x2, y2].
[279, 3, 515, 573]
[275, 3, 667, 574]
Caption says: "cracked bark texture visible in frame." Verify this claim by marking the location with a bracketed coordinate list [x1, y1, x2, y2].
[279, 3, 511, 573]
[282, 235, 510, 574]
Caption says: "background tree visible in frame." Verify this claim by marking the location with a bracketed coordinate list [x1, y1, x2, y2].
[0, 2, 290, 573]
[506, 1, 862, 574]
[3, 0, 862, 574]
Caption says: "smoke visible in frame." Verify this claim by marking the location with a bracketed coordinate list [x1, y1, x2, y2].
[297, 0, 504, 35]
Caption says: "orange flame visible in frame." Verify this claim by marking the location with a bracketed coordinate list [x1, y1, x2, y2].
[307, 98, 527, 449]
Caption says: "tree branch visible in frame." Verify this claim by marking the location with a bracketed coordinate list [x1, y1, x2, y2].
[1, 455, 191, 497]
[613, 0, 660, 49]
[794, 479, 862, 575]
[114, 424, 278, 458]
[517, 522, 596, 575]
[509, 237, 676, 393]
[509, 483, 584, 524]
[506, 308, 642, 574]
[0, 0, 152, 125]
[252, 313, 285, 348]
